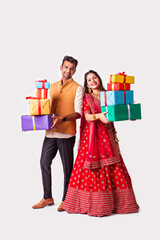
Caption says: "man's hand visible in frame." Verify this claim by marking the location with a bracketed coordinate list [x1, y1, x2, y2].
[51, 116, 63, 130]
[50, 112, 81, 130]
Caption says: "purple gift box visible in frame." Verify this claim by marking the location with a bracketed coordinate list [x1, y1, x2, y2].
[21, 114, 56, 131]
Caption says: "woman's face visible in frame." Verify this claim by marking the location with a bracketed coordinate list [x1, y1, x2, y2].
[86, 73, 101, 91]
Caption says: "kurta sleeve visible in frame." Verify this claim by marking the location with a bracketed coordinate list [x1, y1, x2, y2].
[74, 86, 85, 116]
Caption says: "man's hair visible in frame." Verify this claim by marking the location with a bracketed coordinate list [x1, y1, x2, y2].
[62, 55, 78, 68]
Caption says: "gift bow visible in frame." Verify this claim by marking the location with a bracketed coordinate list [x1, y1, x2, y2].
[26, 97, 38, 100]
[110, 72, 127, 83]
[117, 71, 127, 83]
[117, 71, 127, 76]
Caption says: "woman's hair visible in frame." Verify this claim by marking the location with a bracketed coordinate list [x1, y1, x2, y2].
[84, 70, 106, 93]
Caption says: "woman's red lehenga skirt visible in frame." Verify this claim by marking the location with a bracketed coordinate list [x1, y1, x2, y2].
[63, 123, 139, 217]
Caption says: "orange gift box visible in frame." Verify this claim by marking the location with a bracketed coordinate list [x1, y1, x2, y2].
[26, 97, 50, 115]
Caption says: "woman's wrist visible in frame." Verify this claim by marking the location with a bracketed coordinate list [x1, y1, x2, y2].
[93, 114, 97, 121]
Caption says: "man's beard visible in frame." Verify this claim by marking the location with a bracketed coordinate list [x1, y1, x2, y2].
[64, 73, 71, 80]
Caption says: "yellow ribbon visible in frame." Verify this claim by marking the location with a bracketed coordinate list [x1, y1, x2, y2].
[41, 89, 44, 99]
[32, 115, 55, 131]
[112, 84, 115, 91]
[52, 114, 55, 123]
[32, 116, 36, 130]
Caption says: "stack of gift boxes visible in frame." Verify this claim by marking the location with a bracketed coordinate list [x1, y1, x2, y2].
[21, 80, 56, 131]
[100, 72, 141, 121]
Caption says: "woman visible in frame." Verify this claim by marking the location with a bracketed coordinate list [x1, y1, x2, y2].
[63, 70, 139, 217]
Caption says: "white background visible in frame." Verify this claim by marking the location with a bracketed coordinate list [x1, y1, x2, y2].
[0, 0, 159, 239]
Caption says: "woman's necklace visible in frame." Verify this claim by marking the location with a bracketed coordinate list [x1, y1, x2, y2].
[91, 92, 100, 100]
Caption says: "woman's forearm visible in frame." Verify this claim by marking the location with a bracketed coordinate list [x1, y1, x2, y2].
[85, 113, 97, 121]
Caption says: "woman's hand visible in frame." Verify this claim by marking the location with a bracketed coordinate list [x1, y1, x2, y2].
[95, 112, 109, 124]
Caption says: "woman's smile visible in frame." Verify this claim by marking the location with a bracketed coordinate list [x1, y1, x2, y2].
[91, 82, 97, 86]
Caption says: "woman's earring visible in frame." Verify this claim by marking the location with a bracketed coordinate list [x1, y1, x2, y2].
[88, 87, 92, 93]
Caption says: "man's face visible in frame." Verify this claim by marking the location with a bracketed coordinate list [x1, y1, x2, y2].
[60, 61, 76, 80]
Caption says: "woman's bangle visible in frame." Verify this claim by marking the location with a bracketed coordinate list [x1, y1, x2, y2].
[93, 114, 97, 121]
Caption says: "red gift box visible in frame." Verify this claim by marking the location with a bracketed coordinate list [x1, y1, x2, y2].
[107, 83, 130, 91]
[36, 88, 48, 99]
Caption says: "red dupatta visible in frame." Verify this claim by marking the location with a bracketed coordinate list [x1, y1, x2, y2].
[80, 94, 120, 169]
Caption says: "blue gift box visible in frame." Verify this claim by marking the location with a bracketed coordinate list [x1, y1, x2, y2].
[36, 81, 50, 89]
[100, 91, 106, 106]
[100, 90, 134, 106]
[125, 90, 134, 104]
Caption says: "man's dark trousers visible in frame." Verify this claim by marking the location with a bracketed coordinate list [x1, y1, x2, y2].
[40, 136, 75, 201]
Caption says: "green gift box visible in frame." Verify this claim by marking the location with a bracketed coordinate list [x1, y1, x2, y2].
[101, 106, 107, 113]
[101, 104, 141, 122]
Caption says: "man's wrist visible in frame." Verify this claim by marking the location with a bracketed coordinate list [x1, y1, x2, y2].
[62, 116, 67, 122]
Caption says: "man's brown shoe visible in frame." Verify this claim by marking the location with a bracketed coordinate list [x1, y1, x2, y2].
[32, 197, 54, 209]
[57, 201, 64, 212]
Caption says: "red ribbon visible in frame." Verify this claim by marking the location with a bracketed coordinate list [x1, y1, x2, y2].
[38, 99, 41, 115]
[117, 71, 126, 76]
[110, 75, 112, 83]
[35, 79, 47, 89]
[124, 91, 126, 104]
[26, 97, 41, 115]
[26, 97, 38, 100]
[117, 72, 127, 83]
[104, 91, 107, 106]
[36, 88, 48, 99]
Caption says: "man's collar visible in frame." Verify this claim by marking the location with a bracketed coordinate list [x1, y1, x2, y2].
[60, 78, 73, 86]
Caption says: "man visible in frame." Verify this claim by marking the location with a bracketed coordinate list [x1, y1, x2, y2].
[32, 56, 84, 211]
